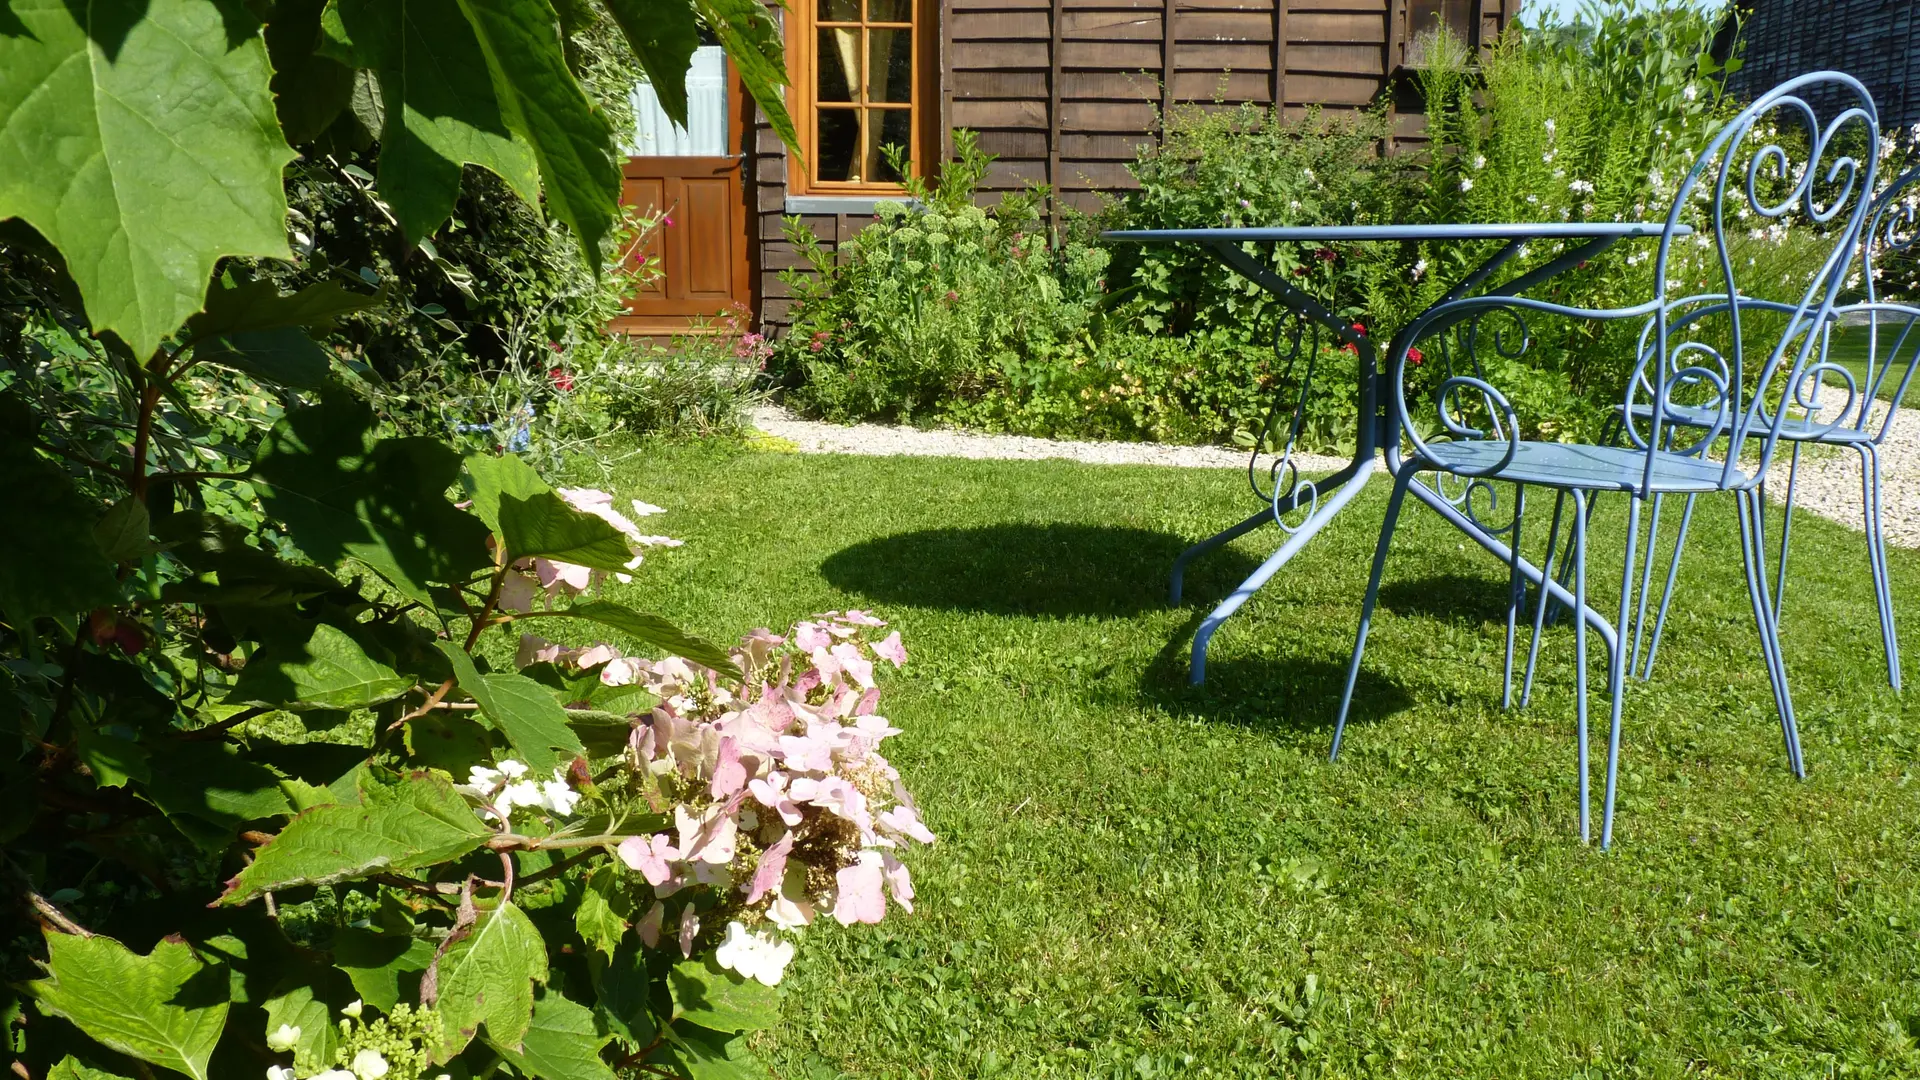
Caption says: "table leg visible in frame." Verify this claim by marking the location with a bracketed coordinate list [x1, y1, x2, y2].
[1187, 456, 1376, 684]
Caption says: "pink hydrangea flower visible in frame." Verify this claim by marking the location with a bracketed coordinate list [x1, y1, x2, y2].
[832, 852, 887, 925]
[873, 631, 908, 667]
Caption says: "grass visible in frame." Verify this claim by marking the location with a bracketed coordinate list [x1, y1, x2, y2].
[1825, 324, 1919, 405]
[577, 443, 1920, 1078]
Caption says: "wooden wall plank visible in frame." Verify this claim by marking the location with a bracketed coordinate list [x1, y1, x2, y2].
[952, 11, 1051, 36]
[1061, 100, 1159, 130]
[1048, 0, 1066, 230]
[1176, 10, 1272, 40]
[1059, 71, 1162, 98]
[952, 40, 1051, 66]
[1172, 41, 1272, 68]
[1060, 39, 1163, 66]
[978, 129, 1051, 156]
[1281, 42, 1381, 72]
[1063, 9, 1161, 37]
[952, 70, 1051, 97]
[1283, 70, 1381, 104]
[1272, 0, 1286, 106]
[1289, 11, 1381, 40]
[1171, 69, 1271, 100]
[1060, 132, 1154, 158]
[953, 98, 1049, 126]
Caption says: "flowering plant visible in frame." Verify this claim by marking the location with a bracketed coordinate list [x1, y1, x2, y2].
[6, 383, 929, 1080]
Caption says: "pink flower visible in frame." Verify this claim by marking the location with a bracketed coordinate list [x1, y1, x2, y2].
[498, 572, 540, 613]
[548, 366, 575, 392]
[638, 901, 665, 947]
[878, 804, 936, 845]
[601, 656, 647, 686]
[750, 773, 805, 826]
[882, 852, 915, 912]
[779, 733, 836, 774]
[840, 609, 886, 627]
[792, 621, 832, 652]
[710, 737, 747, 798]
[534, 557, 595, 594]
[872, 631, 907, 667]
[747, 832, 794, 904]
[832, 853, 887, 925]
[679, 905, 699, 956]
[676, 803, 739, 865]
[617, 834, 682, 888]
[829, 642, 875, 689]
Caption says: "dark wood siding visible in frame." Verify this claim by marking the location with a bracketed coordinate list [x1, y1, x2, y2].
[749, 0, 1511, 330]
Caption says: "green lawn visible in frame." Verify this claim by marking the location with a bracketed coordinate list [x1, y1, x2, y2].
[1826, 324, 1919, 404]
[578, 444, 1920, 1078]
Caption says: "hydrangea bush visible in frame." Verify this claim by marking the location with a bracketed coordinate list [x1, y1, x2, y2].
[3, 383, 930, 1080]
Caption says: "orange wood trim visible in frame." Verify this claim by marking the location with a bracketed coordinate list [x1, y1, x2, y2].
[785, 0, 936, 195]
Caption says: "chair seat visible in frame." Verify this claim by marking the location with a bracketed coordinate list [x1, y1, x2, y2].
[1418, 439, 1747, 493]
[1626, 402, 1873, 443]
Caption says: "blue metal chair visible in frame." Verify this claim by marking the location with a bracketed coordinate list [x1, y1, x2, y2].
[1628, 163, 1920, 691]
[1331, 72, 1881, 849]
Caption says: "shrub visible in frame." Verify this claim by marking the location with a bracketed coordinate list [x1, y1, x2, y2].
[772, 131, 1110, 424]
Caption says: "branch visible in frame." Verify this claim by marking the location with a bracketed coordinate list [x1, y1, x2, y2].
[155, 468, 253, 483]
[386, 678, 456, 732]
[27, 889, 93, 937]
[177, 706, 267, 741]
[514, 848, 597, 888]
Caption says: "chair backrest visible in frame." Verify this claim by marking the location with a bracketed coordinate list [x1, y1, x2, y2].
[1832, 162, 1920, 440]
[1629, 71, 1880, 489]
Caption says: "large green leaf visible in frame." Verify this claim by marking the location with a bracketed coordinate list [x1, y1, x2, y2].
[26, 934, 229, 1080]
[0, 399, 121, 625]
[227, 623, 413, 710]
[521, 602, 740, 678]
[265, 0, 356, 143]
[262, 982, 342, 1070]
[154, 511, 347, 608]
[456, 0, 622, 267]
[486, 990, 615, 1080]
[574, 863, 632, 960]
[186, 279, 382, 341]
[657, 1022, 766, 1080]
[253, 392, 492, 603]
[0, 0, 295, 358]
[600, 0, 699, 128]
[193, 326, 332, 388]
[693, 0, 797, 154]
[437, 641, 584, 770]
[331, 927, 437, 1013]
[462, 452, 552, 536]
[48, 1059, 132, 1080]
[220, 768, 492, 904]
[498, 491, 634, 571]
[145, 741, 291, 844]
[588, 938, 656, 1046]
[329, 0, 542, 242]
[669, 956, 780, 1034]
[437, 901, 546, 1056]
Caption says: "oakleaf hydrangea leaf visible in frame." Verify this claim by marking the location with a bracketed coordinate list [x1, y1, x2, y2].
[26, 934, 229, 1080]
[220, 768, 492, 904]
[437, 901, 547, 1057]
[0, 0, 296, 358]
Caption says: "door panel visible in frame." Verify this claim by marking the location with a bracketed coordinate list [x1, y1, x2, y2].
[615, 158, 751, 329]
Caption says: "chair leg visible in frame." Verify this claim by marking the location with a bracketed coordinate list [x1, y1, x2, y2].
[1628, 492, 1665, 678]
[1773, 442, 1803, 621]
[1639, 493, 1698, 682]
[1332, 470, 1415, 761]
[1737, 487, 1805, 778]
[1861, 444, 1903, 691]
[1601, 495, 1642, 851]
[1571, 489, 1592, 844]
[1503, 483, 1529, 711]
[1521, 490, 1569, 709]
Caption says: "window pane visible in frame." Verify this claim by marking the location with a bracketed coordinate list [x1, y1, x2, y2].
[868, 27, 914, 104]
[817, 109, 860, 181]
[867, 0, 911, 22]
[872, 109, 912, 183]
[819, 0, 859, 20]
[816, 29, 858, 102]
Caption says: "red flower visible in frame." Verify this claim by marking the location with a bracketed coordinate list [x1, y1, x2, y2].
[1407, 346, 1424, 366]
[1315, 248, 1337, 262]
[944, 290, 959, 303]
[549, 366, 575, 392]
[1351, 322, 1367, 335]
[1342, 342, 1358, 355]
[1293, 266, 1310, 277]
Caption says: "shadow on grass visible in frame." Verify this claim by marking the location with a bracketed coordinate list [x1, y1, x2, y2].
[1134, 611, 1415, 741]
[820, 523, 1262, 618]
[1380, 572, 1515, 627]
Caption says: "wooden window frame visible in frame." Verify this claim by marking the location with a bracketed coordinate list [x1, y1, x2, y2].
[785, 0, 940, 196]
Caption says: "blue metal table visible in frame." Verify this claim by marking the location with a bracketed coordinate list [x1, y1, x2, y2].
[1102, 222, 1690, 682]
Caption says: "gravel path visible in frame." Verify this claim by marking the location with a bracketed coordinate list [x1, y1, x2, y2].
[755, 404, 1918, 548]
[750, 406, 1353, 474]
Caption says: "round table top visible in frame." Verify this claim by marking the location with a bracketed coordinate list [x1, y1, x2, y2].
[1101, 222, 1693, 242]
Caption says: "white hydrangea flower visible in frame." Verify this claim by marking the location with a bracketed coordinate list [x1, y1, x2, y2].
[266, 1023, 301, 1051]
[351, 1049, 390, 1080]
[340, 999, 363, 1019]
[713, 921, 796, 986]
[1459, 178, 1474, 192]
[267, 1067, 296, 1080]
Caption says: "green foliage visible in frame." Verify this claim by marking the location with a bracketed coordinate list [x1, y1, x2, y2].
[0, 3, 807, 1078]
[773, 131, 1111, 424]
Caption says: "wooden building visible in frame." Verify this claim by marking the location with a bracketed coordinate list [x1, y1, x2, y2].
[1718, 1, 1920, 135]
[613, 0, 1513, 336]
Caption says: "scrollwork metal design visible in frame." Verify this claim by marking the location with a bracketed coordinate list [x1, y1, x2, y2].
[1243, 253, 1329, 533]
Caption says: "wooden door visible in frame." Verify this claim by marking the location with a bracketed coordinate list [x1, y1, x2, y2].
[612, 52, 753, 336]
